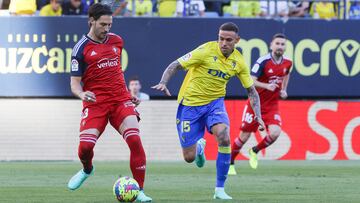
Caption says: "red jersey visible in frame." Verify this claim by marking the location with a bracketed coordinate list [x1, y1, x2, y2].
[250, 53, 292, 112]
[70, 33, 131, 107]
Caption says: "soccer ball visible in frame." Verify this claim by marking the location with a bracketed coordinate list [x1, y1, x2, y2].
[113, 176, 140, 202]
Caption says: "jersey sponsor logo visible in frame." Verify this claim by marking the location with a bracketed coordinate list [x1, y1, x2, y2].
[71, 59, 79, 71]
[181, 53, 192, 61]
[90, 50, 97, 56]
[251, 63, 260, 73]
[97, 57, 119, 69]
[207, 69, 230, 80]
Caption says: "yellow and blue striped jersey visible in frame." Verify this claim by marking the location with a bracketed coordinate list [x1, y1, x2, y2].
[177, 41, 253, 106]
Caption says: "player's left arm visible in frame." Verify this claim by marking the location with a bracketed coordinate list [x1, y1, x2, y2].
[280, 74, 290, 99]
[152, 60, 183, 96]
[237, 59, 265, 130]
[280, 64, 292, 99]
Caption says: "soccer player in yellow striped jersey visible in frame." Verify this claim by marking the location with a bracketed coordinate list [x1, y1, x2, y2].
[152, 22, 265, 200]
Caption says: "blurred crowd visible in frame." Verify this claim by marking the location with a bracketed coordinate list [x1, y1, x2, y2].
[0, 0, 359, 19]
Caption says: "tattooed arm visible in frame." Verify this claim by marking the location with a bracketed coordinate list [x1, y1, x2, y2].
[246, 85, 265, 130]
[152, 60, 183, 96]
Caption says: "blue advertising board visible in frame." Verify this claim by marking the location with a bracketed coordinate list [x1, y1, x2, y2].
[0, 17, 359, 97]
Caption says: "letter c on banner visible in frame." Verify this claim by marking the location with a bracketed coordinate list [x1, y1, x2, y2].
[294, 39, 320, 76]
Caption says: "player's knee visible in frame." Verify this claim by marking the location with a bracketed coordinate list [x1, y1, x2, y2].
[217, 138, 230, 146]
[269, 131, 281, 140]
[184, 156, 195, 163]
[270, 133, 280, 141]
[240, 132, 251, 142]
[216, 127, 230, 146]
[219, 137, 230, 146]
[183, 150, 195, 163]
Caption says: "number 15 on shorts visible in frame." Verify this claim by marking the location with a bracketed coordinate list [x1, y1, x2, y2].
[181, 121, 191, 132]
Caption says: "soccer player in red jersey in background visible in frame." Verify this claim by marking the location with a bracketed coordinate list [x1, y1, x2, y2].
[67, 3, 152, 202]
[228, 33, 292, 174]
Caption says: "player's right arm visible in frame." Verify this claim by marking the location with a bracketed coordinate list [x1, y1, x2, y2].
[152, 44, 206, 96]
[70, 76, 96, 102]
[151, 60, 183, 96]
[70, 48, 96, 102]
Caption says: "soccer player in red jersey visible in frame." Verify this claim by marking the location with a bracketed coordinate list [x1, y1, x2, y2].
[229, 33, 292, 174]
[67, 3, 152, 202]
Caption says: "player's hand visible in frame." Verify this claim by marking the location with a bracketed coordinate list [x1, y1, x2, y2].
[151, 83, 171, 96]
[255, 116, 265, 131]
[79, 91, 96, 102]
[280, 90, 288, 99]
[266, 83, 279, 92]
[131, 96, 141, 107]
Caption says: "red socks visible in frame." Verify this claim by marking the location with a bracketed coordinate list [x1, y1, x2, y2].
[78, 134, 97, 174]
[124, 128, 146, 189]
[230, 137, 245, 164]
[77, 129, 146, 189]
[253, 135, 276, 153]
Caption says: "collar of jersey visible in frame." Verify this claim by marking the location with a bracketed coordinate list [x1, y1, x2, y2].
[85, 34, 109, 44]
[270, 52, 283, 65]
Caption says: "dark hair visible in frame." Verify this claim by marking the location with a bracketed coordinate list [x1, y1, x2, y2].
[272, 33, 287, 41]
[88, 3, 113, 20]
[129, 76, 140, 83]
[219, 22, 239, 34]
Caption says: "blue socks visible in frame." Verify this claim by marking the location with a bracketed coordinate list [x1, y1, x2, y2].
[216, 146, 231, 187]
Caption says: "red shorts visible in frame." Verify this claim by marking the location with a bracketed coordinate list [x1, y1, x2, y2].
[79, 100, 139, 134]
[240, 104, 282, 132]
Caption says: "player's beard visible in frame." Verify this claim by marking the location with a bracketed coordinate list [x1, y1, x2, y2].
[97, 31, 108, 41]
[221, 47, 232, 57]
[275, 49, 283, 57]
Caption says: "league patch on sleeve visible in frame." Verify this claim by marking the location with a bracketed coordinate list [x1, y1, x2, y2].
[71, 59, 79, 71]
[181, 53, 192, 61]
[251, 63, 260, 73]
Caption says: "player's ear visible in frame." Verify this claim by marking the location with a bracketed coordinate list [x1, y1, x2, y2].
[89, 17, 95, 27]
[235, 35, 240, 43]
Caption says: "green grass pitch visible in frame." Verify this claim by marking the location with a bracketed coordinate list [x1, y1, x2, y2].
[1, 161, 359, 203]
